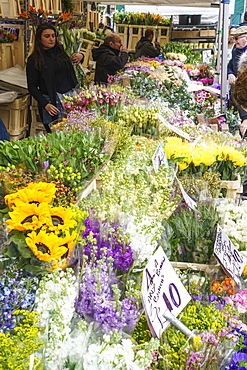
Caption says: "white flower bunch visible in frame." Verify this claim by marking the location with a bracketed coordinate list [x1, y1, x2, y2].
[35, 269, 78, 369]
[217, 199, 247, 253]
[125, 214, 163, 266]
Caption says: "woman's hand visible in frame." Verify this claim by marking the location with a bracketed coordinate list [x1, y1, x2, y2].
[45, 103, 60, 116]
[70, 53, 84, 65]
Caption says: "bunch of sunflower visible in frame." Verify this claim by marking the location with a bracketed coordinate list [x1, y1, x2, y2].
[1, 181, 86, 274]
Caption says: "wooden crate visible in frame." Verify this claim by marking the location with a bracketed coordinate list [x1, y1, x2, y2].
[0, 43, 16, 70]
[115, 24, 128, 48]
[0, 0, 4, 16]
[0, 94, 29, 138]
[157, 26, 170, 45]
[80, 38, 95, 69]
[30, 97, 47, 136]
[128, 25, 143, 52]
[1, 0, 20, 18]
[86, 10, 99, 30]
[72, 0, 83, 14]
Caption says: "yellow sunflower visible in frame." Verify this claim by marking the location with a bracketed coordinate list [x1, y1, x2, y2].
[25, 229, 78, 263]
[46, 205, 77, 231]
[5, 182, 56, 209]
[4, 202, 51, 232]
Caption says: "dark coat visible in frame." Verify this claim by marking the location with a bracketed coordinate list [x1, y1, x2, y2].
[227, 44, 247, 77]
[26, 46, 78, 122]
[135, 37, 160, 59]
[92, 44, 129, 84]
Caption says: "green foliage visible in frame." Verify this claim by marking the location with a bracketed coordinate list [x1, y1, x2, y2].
[162, 42, 202, 64]
[226, 108, 240, 134]
[167, 204, 219, 264]
[0, 131, 109, 187]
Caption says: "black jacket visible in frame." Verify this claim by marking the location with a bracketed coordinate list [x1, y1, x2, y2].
[227, 44, 247, 77]
[135, 37, 160, 59]
[92, 44, 129, 84]
[26, 46, 78, 121]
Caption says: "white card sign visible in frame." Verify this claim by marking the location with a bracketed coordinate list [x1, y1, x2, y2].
[214, 225, 246, 285]
[158, 114, 191, 141]
[176, 177, 198, 211]
[126, 360, 142, 370]
[142, 247, 191, 339]
[152, 143, 169, 173]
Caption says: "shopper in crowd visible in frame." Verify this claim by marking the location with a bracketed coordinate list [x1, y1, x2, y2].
[227, 26, 247, 136]
[227, 25, 238, 61]
[92, 33, 129, 85]
[239, 11, 247, 26]
[26, 23, 83, 133]
[134, 29, 160, 59]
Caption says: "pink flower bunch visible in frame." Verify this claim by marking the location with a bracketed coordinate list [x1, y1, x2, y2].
[62, 86, 126, 116]
[225, 290, 247, 314]
[163, 59, 184, 68]
[197, 78, 214, 85]
[194, 90, 212, 104]
[217, 115, 226, 127]
[171, 110, 194, 127]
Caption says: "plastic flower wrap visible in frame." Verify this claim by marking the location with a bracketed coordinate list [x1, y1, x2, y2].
[62, 85, 134, 121]
[164, 136, 247, 180]
[1, 181, 84, 274]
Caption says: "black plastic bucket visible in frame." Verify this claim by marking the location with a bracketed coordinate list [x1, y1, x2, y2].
[190, 15, 201, 25]
[179, 15, 190, 25]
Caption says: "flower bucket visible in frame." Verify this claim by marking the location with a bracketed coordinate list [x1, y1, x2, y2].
[220, 174, 242, 199]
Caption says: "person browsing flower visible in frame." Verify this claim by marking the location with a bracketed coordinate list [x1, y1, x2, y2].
[26, 23, 83, 133]
[92, 33, 129, 85]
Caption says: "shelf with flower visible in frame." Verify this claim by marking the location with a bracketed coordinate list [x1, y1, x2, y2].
[1, 181, 87, 275]
[0, 28, 17, 43]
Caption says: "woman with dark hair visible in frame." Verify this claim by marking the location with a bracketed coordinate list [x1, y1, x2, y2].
[26, 23, 83, 132]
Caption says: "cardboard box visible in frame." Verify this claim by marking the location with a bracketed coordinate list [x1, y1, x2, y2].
[208, 30, 216, 37]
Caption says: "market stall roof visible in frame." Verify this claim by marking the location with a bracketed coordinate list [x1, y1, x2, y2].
[86, 0, 220, 6]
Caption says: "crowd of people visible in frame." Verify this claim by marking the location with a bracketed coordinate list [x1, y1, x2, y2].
[25, 15, 247, 136]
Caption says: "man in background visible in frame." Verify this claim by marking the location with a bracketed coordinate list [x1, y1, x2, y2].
[135, 29, 161, 59]
[227, 26, 247, 136]
[92, 33, 129, 85]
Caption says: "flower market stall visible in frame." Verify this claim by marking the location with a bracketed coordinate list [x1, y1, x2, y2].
[2, 14, 247, 369]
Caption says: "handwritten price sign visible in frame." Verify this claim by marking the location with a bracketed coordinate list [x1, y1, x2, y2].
[214, 225, 246, 286]
[152, 143, 169, 173]
[142, 247, 191, 339]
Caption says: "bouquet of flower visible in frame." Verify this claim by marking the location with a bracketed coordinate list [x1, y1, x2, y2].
[1, 181, 85, 274]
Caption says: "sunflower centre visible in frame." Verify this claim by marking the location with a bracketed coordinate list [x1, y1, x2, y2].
[51, 216, 64, 226]
[36, 242, 51, 255]
[21, 215, 35, 224]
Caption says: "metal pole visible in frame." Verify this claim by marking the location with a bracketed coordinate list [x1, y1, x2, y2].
[214, 1, 223, 84]
[221, 0, 230, 114]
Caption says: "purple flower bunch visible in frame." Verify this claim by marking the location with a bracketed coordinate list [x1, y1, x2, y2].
[0, 265, 38, 332]
[75, 262, 139, 334]
[82, 216, 133, 273]
[227, 328, 247, 370]
[186, 351, 204, 369]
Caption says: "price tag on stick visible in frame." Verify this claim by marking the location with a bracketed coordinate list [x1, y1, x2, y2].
[142, 247, 191, 339]
[214, 225, 246, 286]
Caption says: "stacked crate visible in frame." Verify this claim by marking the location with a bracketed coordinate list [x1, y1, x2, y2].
[0, 43, 16, 70]
[80, 39, 95, 69]
[0, 94, 30, 141]
[115, 24, 128, 48]
[29, 98, 46, 136]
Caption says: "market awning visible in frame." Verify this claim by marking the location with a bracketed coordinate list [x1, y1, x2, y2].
[85, 0, 220, 6]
